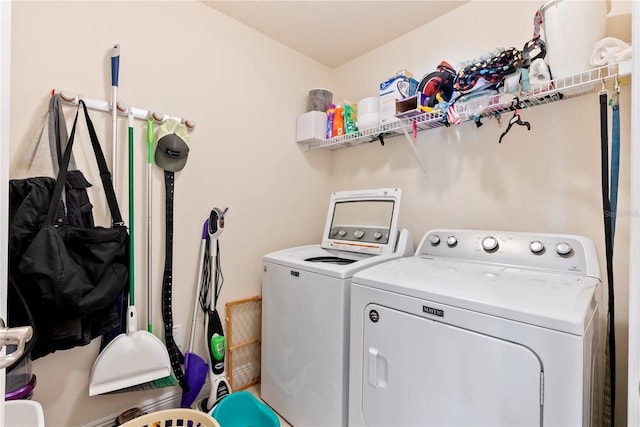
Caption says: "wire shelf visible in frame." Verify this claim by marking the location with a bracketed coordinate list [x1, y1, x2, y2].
[299, 62, 629, 152]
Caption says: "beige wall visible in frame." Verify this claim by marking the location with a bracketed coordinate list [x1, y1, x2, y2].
[8, 0, 632, 426]
[331, 1, 631, 425]
[9, 1, 333, 425]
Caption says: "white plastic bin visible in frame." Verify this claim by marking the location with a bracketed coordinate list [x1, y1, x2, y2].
[5, 400, 45, 427]
[541, 0, 609, 79]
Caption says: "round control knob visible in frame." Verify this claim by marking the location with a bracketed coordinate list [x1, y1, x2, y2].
[555, 242, 573, 256]
[373, 231, 382, 240]
[354, 230, 364, 239]
[430, 235, 441, 246]
[481, 236, 498, 252]
[529, 240, 544, 254]
[446, 236, 457, 247]
[330, 228, 338, 237]
[338, 230, 347, 237]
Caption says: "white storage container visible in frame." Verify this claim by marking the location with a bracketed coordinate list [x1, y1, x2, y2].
[357, 96, 380, 129]
[541, 0, 609, 79]
[296, 111, 327, 142]
[5, 400, 45, 427]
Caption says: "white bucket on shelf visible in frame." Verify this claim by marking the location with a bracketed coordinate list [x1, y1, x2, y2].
[541, 0, 609, 79]
[357, 96, 380, 130]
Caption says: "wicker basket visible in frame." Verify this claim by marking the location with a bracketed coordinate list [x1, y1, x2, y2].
[119, 408, 220, 427]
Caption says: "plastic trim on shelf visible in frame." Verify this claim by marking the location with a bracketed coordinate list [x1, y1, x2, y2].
[299, 61, 631, 154]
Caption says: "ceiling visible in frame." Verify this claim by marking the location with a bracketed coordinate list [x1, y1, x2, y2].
[203, 1, 469, 68]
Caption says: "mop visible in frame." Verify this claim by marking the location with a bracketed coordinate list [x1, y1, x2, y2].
[88, 113, 172, 396]
[199, 208, 231, 412]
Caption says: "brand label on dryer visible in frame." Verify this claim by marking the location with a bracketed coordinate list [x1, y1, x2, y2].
[423, 305, 444, 317]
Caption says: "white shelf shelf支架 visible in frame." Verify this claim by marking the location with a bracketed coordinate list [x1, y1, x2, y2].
[298, 62, 632, 176]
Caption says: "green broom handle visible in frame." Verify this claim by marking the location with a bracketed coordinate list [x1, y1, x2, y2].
[128, 113, 135, 305]
[146, 119, 154, 333]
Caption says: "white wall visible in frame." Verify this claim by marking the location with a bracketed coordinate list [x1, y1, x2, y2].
[0, 0, 12, 420]
[331, 1, 632, 425]
[8, 0, 633, 426]
[626, 1, 640, 423]
[9, 1, 333, 425]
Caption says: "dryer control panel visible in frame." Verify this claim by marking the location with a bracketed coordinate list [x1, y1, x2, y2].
[418, 229, 600, 277]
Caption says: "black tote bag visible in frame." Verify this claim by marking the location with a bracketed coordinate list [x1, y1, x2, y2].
[15, 100, 129, 358]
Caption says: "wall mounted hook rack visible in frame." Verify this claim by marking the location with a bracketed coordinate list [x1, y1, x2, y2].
[53, 89, 196, 131]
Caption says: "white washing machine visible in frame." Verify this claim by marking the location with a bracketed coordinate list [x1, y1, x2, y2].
[261, 188, 413, 427]
[349, 229, 603, 427]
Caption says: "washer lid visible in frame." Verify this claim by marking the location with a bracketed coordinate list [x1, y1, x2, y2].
[352, 256, 601, 335]
[320, 188, 402, 256]
[264, 244, 405, 279]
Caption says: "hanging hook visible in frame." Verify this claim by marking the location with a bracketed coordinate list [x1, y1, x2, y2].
[116, 100, 129, 116]
[512, 97, 521, 109]
[498, 104, 531, 143]
[148, 111, 165, 123]
[494, 111, 502, 127]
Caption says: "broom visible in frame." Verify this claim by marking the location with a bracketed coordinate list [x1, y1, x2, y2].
[88, 113, 174, 395]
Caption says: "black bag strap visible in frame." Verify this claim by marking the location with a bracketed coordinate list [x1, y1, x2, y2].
[45, 100, 124, 227]
[48, 94, 78, 173]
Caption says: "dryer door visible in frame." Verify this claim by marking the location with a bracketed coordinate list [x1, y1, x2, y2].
[361, 304, 543, 426]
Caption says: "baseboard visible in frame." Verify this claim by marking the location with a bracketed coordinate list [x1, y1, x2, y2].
[83, 384, 211, 427]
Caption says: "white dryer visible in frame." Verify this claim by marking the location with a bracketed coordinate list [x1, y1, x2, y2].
[261, 188, 413, 427]
[349, 229, 603, 427]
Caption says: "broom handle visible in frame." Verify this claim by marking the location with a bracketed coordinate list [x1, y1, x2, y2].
[147, 120, 153, 332]
[128, 112, 135, 304]
[188, 220, 209, 352]
[111, 44, 120, 193]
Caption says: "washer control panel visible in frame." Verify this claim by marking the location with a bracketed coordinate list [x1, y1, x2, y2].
[329, 226, 389, 244]
[419, 229, 598, 275]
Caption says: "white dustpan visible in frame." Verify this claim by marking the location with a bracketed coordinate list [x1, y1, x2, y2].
[89, 67, 173, 396]
[89, 305, 171, 396]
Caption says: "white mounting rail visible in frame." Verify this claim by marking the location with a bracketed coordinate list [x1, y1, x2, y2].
[298, 61, 632, 176]
[53, 89, 196, 130]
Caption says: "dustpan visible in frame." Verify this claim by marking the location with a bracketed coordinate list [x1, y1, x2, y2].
[89, 305, 172, 395]
[89, 113, 172, 397]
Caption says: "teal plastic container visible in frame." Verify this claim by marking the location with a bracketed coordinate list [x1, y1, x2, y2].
[211, 391, 280, 427]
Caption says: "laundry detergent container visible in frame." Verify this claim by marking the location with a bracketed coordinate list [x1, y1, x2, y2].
[541, 0, 609, 79]
[211, 391, 280, 427]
